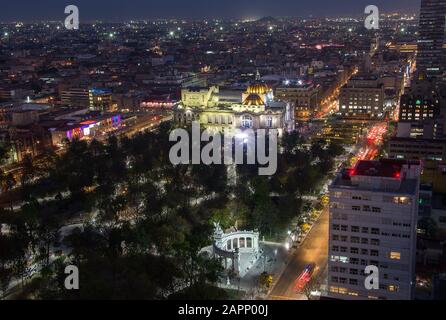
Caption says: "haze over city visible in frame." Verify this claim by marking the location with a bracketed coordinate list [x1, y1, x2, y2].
[1, 0, 421, 21]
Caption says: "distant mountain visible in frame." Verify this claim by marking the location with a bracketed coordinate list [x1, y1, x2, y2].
[257, 16, 278, 24]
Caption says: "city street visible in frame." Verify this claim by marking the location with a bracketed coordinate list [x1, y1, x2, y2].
[353, 121, 388, 165]
[269, 207, 329, 300]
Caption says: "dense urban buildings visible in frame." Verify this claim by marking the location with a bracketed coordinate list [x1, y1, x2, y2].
[0, 0, 445, 305]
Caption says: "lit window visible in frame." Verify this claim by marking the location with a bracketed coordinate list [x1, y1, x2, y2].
[390, 252, 401, 260]
[330, 255, 349, 263]
[241, 115, 253, 128]
[266, 116, 273, 128]
[333, 192, 343, 198]
[338, 288, 348, 294]
[388, 285, 398, 292]
[329, 286, 339, 293]
[394, 197, 410, 205]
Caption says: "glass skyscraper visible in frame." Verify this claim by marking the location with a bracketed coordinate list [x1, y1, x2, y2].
[417, 0, 446, 77]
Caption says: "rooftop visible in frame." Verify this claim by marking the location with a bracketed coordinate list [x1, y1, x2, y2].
[331, 159, 421, 195]
[352, 159, 409, 178]
[350, 75, 379, 81]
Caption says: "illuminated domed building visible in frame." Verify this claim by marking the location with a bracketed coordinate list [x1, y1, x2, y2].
[242, 83, 272, 106]
[174, 77, 294, 136]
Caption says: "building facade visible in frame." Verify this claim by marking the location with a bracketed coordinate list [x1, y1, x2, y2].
[50, 114, 122, 147]
[339, 76, 385, 119]
[275, 81, 319, 121]
[389, 137, 446, 161]
[174, 83, 294, 136]
[417, 0, 446, 78]
[328, 159, 421, 300]
[60, 88, 90, 107]
[89, 88, 114, 112]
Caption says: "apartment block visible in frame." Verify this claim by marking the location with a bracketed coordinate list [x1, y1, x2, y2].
[328, 159, 421, 300]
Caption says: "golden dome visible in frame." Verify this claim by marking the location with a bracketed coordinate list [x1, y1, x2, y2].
[243, 93, 264, 106]
[246, 83, 270, 95]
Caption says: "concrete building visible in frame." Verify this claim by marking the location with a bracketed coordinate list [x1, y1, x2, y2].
[388, 137, 446, 161]
[317, 120, 366, 145]
[275, 80, 319, 121]
[339, 75, 385, 119]
[88, 88, 114, 112]
[418, 161, 446, 237]
[60, 88, 90, 107]
[11, 110, 39, 127]
[328, 159, 421, 300]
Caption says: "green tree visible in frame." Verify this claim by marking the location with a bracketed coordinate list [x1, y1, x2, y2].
[258, 272, 273, 290]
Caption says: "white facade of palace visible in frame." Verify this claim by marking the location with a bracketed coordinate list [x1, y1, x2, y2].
[211, 223, 260, 277]
[174, 83, 294, 137]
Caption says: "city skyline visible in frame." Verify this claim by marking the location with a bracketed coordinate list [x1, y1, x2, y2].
[1, 0, 421, 22]
[0, 0, 445, 305]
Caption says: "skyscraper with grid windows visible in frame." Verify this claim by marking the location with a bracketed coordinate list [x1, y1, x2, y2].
[417, 0, 446, 78]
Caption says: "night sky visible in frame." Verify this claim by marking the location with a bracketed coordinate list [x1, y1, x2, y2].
[0, 0, 421, 22]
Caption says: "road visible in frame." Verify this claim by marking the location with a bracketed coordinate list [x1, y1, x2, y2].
[352, 121, 388, 166]
[269, 207, 329, 300]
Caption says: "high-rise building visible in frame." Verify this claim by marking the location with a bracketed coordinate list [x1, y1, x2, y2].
[391, 73, 446, 160]
[328, 159, 421, 300]
[417, 0, 446, 78]
[398, 75, 442, 138]
[399, 82, 440, 124]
